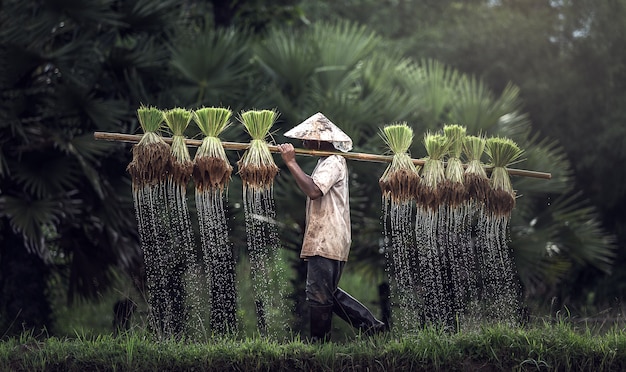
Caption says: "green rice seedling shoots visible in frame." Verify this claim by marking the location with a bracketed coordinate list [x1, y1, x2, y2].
[192, 107, 238, 335]
[164, 108, 193, 162]
[137, 106, 166, 147]
[193, 107, 233, 190]
[237, 109, 285, 336]
[485, 136, 524, 215]
[126, 106, 179, 338]
[237, 109, 280, 190]
[162, 107, 200, 338]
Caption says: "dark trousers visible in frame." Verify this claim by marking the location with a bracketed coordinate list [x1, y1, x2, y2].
[305, 255, 385, 333]
[305, 255, 345, 306]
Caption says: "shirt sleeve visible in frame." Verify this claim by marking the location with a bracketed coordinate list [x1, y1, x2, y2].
[311, 156, 344, 195]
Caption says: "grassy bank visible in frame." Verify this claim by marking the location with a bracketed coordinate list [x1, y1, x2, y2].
[2, 321, 626, 371]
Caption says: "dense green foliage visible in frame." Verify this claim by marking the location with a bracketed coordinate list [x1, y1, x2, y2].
[0, 0, 622, 339]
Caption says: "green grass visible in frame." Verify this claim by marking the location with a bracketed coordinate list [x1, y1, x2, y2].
[3, 322, 626, 371]
[14, 270, 626, 371]
[31, 255, 626, 371]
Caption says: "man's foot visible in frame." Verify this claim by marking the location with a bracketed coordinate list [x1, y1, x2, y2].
[363, 321, 387, 336]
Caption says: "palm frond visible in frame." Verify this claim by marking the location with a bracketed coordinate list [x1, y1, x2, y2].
[12, 152, 81, 198]
[311, 20, 379, 92]
[254, 27, 317, 94]
[511, 192, 616, 293]
[169, 27, 252, 105]
[415, 58, 461, 126]
[450, 78, 524, 135]
[512, 133, 573, 197]
[548, 193, 616, 273]
[0, 195, 65, 254]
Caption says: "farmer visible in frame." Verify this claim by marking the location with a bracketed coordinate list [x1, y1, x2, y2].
[278, 112, 386, 343]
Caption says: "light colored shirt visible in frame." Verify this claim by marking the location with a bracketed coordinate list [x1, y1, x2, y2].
[300, 155, 351, 261]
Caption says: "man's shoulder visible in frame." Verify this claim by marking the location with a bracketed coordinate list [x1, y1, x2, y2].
[325, 154, 346, 165]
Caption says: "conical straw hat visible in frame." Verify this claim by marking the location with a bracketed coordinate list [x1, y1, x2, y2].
[284, 112, 353, 152]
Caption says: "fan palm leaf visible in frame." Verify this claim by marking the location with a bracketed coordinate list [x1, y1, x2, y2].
[511, 192, 615, 293]
[254, 27, 317, 96]
[310, 20, 379, 93]
[413, 58, 461, 128]
[170, 27, 253, 106]
[450, 78, 523, 134]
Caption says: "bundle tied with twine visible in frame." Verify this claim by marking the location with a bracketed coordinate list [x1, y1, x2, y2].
[419, 132, 450, 210]
[192, 107, 233, 191]
[441, 124, 468, 207]
[485, 137, 524, 216]
[164, 108, 194, 186]
[463, 135, 490, 206]
[237, 109, 279, 190]
[378, 122, 422, 204]
[126, 106, 170, 186]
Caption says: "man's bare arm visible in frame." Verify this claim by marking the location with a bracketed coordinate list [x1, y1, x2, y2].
[278, 143, 323, 200]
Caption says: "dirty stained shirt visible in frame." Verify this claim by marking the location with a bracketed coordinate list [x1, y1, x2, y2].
[300, 155, 351, 262]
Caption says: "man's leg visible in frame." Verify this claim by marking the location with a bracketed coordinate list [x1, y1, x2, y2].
[333, 288, 386, 335]
[305, 256, 344, 342]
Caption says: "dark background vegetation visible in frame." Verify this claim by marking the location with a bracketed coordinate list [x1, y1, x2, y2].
[1, 0, 625, 337]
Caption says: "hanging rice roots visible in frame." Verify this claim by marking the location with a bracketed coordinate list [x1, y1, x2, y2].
[127, 106, 170, 186]
[194, 146, 232, 191]
[192, 107, 233, 191]
[237, 109, 280, 190]
[379, 123, 421, 203]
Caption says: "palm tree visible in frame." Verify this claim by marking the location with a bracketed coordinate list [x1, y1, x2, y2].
[0, 0, 183, 334]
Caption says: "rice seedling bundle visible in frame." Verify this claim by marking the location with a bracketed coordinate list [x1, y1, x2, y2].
[163, 107, 203, 338]
[378, 123, 421, 330]
[192, 107, 233, 191]
[164, 108, 194, 185]
[237, 109, 280, 190]
[237, 109, 286, 336]
[463, 135, 490, 205]
[127, 106, 170, 185]
[127, 106, 184, 338]
[476, 137, 523, 325]
[420, 132, 449, 210]
[485, 137, 524, 216]
[414, 132, 451, 326]
[378, 123, 421, 204]
[440, 125, 478, 323]
[192, 107, 237, 335]
[442, 124, 467, 207]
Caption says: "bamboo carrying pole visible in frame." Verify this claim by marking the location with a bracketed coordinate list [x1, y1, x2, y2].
[94, 132, 552, 180]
